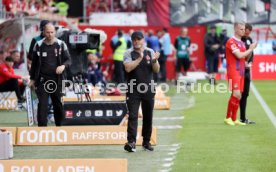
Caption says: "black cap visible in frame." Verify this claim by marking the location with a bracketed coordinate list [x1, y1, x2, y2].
[5, 56, 14, 62]
[40, 20, 50, 31]
[131, 31, 144, 40]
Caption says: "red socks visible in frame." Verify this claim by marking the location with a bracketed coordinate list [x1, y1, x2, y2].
[226, 95, 240, 121]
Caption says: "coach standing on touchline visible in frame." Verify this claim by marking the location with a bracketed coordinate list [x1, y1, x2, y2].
[29, 23, 71, 127]
[123, 31, 160, 152]
[240, 23, 256, 124]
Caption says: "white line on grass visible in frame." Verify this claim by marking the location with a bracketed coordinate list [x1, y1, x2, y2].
[153, 116, 185, 120]
[157, 143, 181, 147]
[251, 83, 276, 128]
[163, 157, 175, 162]
[156, 125, 183, 129]
[168, 152, 177, 156]
[162, 163, 174, 167]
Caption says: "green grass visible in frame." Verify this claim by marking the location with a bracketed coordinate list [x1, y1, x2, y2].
[1, 81, 276, 172]
[0, 84, 191, 172]
[172, 80, 276, 172]
[253, 80, 276, 115]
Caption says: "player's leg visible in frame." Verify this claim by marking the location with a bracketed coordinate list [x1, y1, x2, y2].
[225, 77, 243, 125]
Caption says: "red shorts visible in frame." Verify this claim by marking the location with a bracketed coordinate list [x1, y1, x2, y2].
[228, 76, 244, 92]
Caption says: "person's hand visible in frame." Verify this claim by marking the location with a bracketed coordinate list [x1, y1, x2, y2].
[211, 44, 220, 50]
[56, 65, 65, 74]
[103, 70, 108, 77]
[152, 51, 160, 61]
[249, 42, 258, 50]
[21, 75, 30, 80]
[245, 62, 252, 68]
[29, 80, 35, 88]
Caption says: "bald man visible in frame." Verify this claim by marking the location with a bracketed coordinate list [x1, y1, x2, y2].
[224, 21, 257, 126]
[29, 23, 71, 126]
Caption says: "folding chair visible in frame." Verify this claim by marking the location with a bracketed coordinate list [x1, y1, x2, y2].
[0, 92, 14, 110]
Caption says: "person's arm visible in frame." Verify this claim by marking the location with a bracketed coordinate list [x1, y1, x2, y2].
[114, 40, 122, 49]
[56, 42, 71, 74]
[124, 50, 143, 73]
[0, 67, 22, 79]
[233, 42, 257, 59]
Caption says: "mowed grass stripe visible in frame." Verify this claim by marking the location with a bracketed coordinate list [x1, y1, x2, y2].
[172, 81, 276, 172]
[0, 84, 191, 172]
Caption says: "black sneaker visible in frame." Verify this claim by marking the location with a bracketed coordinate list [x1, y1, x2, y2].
[244, 119, 256, 124]
[142, 142, 154, 151]
[124, 142, 136, 152]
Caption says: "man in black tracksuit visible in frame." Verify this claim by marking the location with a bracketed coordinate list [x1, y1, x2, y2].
[204, 25, 221, 84]
[123, 31, 160, 152]
[29, 23, 71, 126]
[240, 23, 255, 124]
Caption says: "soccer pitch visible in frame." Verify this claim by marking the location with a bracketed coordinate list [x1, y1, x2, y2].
[0, 81, 275, 172]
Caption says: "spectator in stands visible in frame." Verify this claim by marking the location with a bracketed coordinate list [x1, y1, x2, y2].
[174, 27, 191, 78]
[95, 0, 110, 12]
[86, 0, 98, 17]
[0, 56, 28, 109]
[87, 51, 107, 86]
[204, 25, 221, 85]
[121, 0, 136, 12]
[113, 0, 122, 12]
[10, 50, 24, 69]
[0, 51, 6, 64]
[159, 28, 171, 82]
[41, 0, 56, 13]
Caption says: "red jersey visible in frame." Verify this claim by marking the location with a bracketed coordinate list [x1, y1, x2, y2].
[225, 37, 246, 77]
[0, 63, 22, 84]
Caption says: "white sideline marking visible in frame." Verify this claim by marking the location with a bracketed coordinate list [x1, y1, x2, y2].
[159, 169, 171, 172]
[156, 125, 182, 129]
[251, 83, 276, 128]
[163, 157, 175, 162]
[169, 148, 179, 152]
[157, 144, 180, 147]
[168, 152, 177, 156]
[154, 116, 185, 120]
[163, 163, 174, 168]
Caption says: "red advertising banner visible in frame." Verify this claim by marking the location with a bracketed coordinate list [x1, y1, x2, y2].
[252, 55, 276, 80]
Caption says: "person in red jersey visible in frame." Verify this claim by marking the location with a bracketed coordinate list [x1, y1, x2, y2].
[224, 21, 257, 126]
